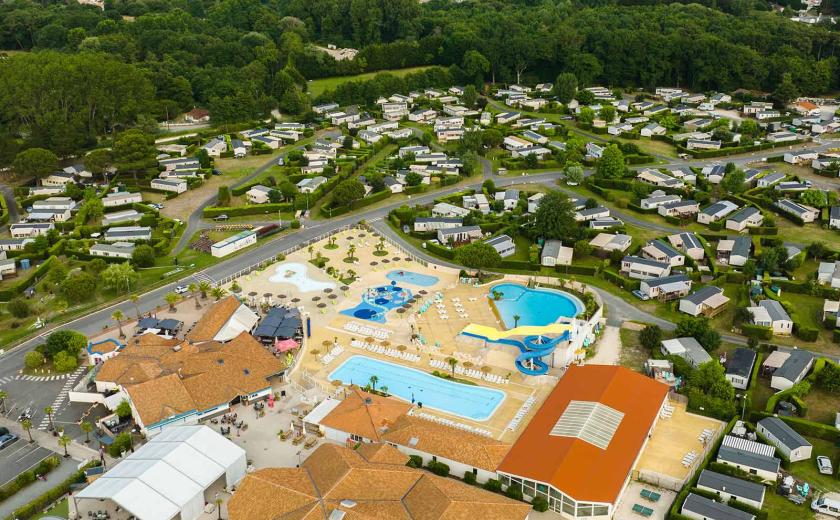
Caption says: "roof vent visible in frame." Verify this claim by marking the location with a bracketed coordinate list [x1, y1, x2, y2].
[243, 368, 250, 375]
[408, 436, 419, 447]
[329, 511, 346, 520]
[172, 345, 181, 352]
[364, 397, 373, 405]
[217, 358, 224, 364]
[339, 500, 356, 508]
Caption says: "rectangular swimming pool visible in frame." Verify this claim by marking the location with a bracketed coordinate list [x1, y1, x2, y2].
[328, 355, 505, 421]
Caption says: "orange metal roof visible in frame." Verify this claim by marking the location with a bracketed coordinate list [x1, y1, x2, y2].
[497, 365, 668, 505]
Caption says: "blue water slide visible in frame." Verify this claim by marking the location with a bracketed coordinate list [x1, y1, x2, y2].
[462, 331, 570, 375]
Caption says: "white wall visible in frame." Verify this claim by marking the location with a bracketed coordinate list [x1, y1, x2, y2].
[393, 444, 497, 483]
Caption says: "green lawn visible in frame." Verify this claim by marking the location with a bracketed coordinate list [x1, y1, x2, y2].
[803, 387, 840, 425]
[788, 437, 840, 493]
[510, 235, 532, 261]
[764, 491, 814, 520]
[308, 66, 435, 98]
[33, 498, 69, 519]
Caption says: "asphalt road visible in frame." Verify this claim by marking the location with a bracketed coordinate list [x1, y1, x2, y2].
[0, 436, 55, 486]
[0, 183, 19, 227]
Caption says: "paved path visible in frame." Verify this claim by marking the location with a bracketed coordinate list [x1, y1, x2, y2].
[0, 455, 78, 519]
[0, 183, 19, 227]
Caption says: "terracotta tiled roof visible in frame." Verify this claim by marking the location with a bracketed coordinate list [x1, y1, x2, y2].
[355, 442, 409, 465]
[497, 365, 669, 505]
[96, 332, 285, 427]
[381, 415, 511, 472]
[227, 444, 530, 520]
[186, 295, 242, 342]
[318, 389, 411, 442]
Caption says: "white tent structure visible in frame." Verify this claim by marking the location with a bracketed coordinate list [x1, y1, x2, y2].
[75, 426, 246, 520]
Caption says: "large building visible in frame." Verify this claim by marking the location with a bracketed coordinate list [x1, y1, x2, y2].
[496, 365, 669, 518]
[227, 443, 530, 520]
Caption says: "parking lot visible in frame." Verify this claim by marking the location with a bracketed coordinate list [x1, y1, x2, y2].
[0, 436, 55, 486]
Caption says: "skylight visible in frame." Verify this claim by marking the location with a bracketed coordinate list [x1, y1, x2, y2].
[549, 400, 624, 450]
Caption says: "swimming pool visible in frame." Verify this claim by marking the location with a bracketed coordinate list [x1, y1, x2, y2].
[340, 284, 413, 323]
[328, 355, 505, 421]
[490, 283, 583, 328]
[386, 270, 439, 287]
[268, 262, 336, 292]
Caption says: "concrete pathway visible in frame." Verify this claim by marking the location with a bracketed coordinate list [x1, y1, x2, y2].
[0, 457, 78, 519]
[588, 325, 621, 365]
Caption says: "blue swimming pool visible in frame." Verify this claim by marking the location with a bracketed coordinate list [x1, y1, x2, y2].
[386, 270, 439, 287]
[329, 355, 505, 421]
[340, 284, 413, 323]
[490, 283, 583, 328]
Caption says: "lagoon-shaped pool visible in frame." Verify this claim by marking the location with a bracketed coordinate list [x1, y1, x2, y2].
[268, 262, 336, 292]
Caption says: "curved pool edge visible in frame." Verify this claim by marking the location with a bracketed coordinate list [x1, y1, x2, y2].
[489, 282, 585, 328]
[328, 354, 507, 422]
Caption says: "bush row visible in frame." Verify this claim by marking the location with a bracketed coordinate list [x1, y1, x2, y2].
[0, 257, 55, 302]
[4, 462, 99, 520]
[0, 456, 60, 502]
[203, 203, 294, 218]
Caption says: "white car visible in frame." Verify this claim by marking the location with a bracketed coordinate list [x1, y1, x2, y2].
[174, 285, 189, 295]
[817, 456, 834, 475]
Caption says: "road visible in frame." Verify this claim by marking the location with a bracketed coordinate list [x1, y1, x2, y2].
[0, 183, 19, 226]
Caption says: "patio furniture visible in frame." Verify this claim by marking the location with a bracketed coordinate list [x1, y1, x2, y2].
[278, 429, 292, 441]
[292, 433, 305, 445]
[304, 436, 318, 449]
[640, 489, 661, 502]
[632, 504, 654, 517]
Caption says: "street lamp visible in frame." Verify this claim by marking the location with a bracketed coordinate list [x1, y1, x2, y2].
[736, 393, 747, 420]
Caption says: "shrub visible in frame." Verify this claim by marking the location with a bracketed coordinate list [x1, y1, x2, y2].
[793, 324, 819, 342]
[426, 460, 450, 476]
[531, 495, 549, 512]
[24, 351, 45, 369]
[7, 297, 31, 318]
[463, 471, 477, 485]
[505, 483, 524, 500]
[483, 479, 502, 492]
[290, 219, 301, 229]
[116, 399, 132, 419]
[52, 350, 78, 372]
[108, 432, 133, 457]
[406, 455, 422, 468]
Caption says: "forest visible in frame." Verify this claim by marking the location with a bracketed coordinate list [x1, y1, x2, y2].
[1, 0, 840, 160]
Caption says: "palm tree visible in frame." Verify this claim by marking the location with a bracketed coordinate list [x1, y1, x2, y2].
[58, 433, 71, 458]
[210, 287, 226, 301]
[347, 269, 356, 282]
[315, 251, 324, 265]
[329, 236, 336, 248]
[215, 497, 224, 520]
[80, 421, 93, 443]
[513, 315, 521, 328]
[44, 406, 54, 431]
[198, 281, 211, 299]
[446, 357, 458, 377]
[307, 245, 314, 259]
[348, 244, 356, 261]
[0, 389, 6, 415]
[21, 419, 33, 442]
[368, 375, 379, 391]
[188, 283, 201, 309]
[165, 292, 179, 311]
[380, 385, 388, 395]
[130, 294, 141, 319]
[112, 310, 126, 339]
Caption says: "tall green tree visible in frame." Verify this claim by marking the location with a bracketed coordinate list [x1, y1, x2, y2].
[532, 191, 576, 239]
[554, 72, 578, 104]
[596, 145, 625, 179]
[12, 148, 58, 178]
[454, 241, 502, 277]
[113, 130, 156, 177]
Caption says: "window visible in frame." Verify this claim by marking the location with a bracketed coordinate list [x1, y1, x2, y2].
[349, 434, 363, 442]
[537, 483, 548, 493]
[593, 505, 609, 516]
[500, 475, 511, 486]
[749, 469, 757, 475]
[576, 504, 593, 517]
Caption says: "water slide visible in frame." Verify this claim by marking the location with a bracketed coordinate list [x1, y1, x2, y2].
[460, 323, 573, 376]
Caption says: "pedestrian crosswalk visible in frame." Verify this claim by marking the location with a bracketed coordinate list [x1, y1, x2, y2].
[38, 366, 87, 431]
[14, 374, 71, 382]
[0, 375, 14, 385]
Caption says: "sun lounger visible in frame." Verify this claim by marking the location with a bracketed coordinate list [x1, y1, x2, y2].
[640, 489, 661, 502]
[292, 434, 305, 445]
[632, 504, 653, 517]
[304, 436, 318, 449]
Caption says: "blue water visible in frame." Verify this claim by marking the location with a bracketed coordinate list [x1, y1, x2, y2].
[329, 355, 506, 421]
[340, 284, 413, 323]
[490, 283, 583, 328]
[386, 270, 439, 287]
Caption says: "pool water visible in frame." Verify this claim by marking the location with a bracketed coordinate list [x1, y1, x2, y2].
[386, 270, 439, 287]
[490, 283, 583, 328]
[268, 262, 336, 292]
[329, 355, 505, 421]
[340, 284, 413, 323]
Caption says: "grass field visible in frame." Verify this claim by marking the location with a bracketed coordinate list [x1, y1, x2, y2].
[308, 66, 435, 98]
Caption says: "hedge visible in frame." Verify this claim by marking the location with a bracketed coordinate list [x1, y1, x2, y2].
[404, 184, 427, 194]
[747, 226, 778, 235]
[601, 269, 640, 291]
[793, 323, 819, 342]
[751, 411, 839, 442]
[426, 460, 450, 476]
[0, 456, 60, 502]
[556, 264, 598, 276]
[4, 462, 99, 520]
[835, 328, 840, 343]
[500, 260, 538, 271]
[0, 256, 55, 301]
[425, 241, 455, 260]
[739, 324, 773, 340]
[203, 203, 293, 218]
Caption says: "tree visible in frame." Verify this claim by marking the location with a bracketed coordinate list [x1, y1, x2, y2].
[165, 292, 179, 311]
[675, 317, 721, 351]
[462, 85, 478, 107]
[25, 351, 45, 369]
[742, 259, 757, 280]
[116, 399, 132, 419]
[689, 361, 735, 401]
[482, 129, 503, 148]
[44, 406, 54, 431]
[773, 73, 799, 106]
[368, 375, 379, 391]
[44, 330, 86, 359]
[131, 244, 155, 268]
[211, 287, 227, 301]
[577, 106, 595, 125]
[816, 361, 840, 392]
[198, 281, 211, 299]
[13, 148, 58, 178]
[21, 419, 33, 443]
[462, 50, 490, 86]
[84, 149, 113, 182]
[532, 191, 576, 240]
[60, 272, 97, 302]
[576, 89, 595, 105]
[720, 169, 747, 194]
[639, 325, 662, 351]
[800, 189, 834, 209]
[513, 315, 521, 328]
[332, 179, 365, 206]
[759, 245, 790, 273]
[596, 145, 625, 179]
[564, 163, 584, 184]
[807, 241, 827, 260]
[101, 262, 138, 293]
[454, 242, 502, 277]
[112, 310, 126, 339]
[279, 181, 297, 201]
[218, 186, 231, 206]
[189, 283, 201, 309]
[7, 297, 31, 318]
[446, 357, 458, 376]
[554, 72, 578, 104]
[58, 433, 71, 457]
[53, 350, 78, 372]
[405, 171, 423, 186]
[600, 105, 616, 123]
[80, 421, 93, 443]
[113, 129, 156, 177]
[268, 189, 283, 203]
[738, 119, 760, 140]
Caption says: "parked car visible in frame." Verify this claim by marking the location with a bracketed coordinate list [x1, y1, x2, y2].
[18, 407, 31, 421]
[174, 285, 189, 294]
[812, 496, 840, 517]
[817, 456, 834, 475]
[212, 169, 222, 176]
[0, 433, 17, 449]
[213, 214, 229, 221]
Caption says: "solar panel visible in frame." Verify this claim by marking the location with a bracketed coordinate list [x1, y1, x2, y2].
[550, 400, 624, 450]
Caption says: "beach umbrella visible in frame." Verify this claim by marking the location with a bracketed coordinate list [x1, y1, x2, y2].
[312, 296, 321, 302]
[365, 336, 375, 344]
[328, 294, 338, 300]
[322, 340, 332, 347]
[392, 257, 401, 262]
[402, 303, 411, 309]
[380, 340, 390, 348]
[370, 261, 378, 267]
[323, 288, 333, 293]
[397, 345, 407, 352]
[371, 232, 379, 237]
[317, 303, 327, 308]
[382, 259, 390, 264]
[404, 258, 412, 263]
[396, 308, 406, 317]
[340, 286, 350, 292]
[291, 297, 301, 303]
[419, 290, 428, 295]
[331, 379, 343, 387]
[278, 294, 287, 300]
[359, 233, 366, 237]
